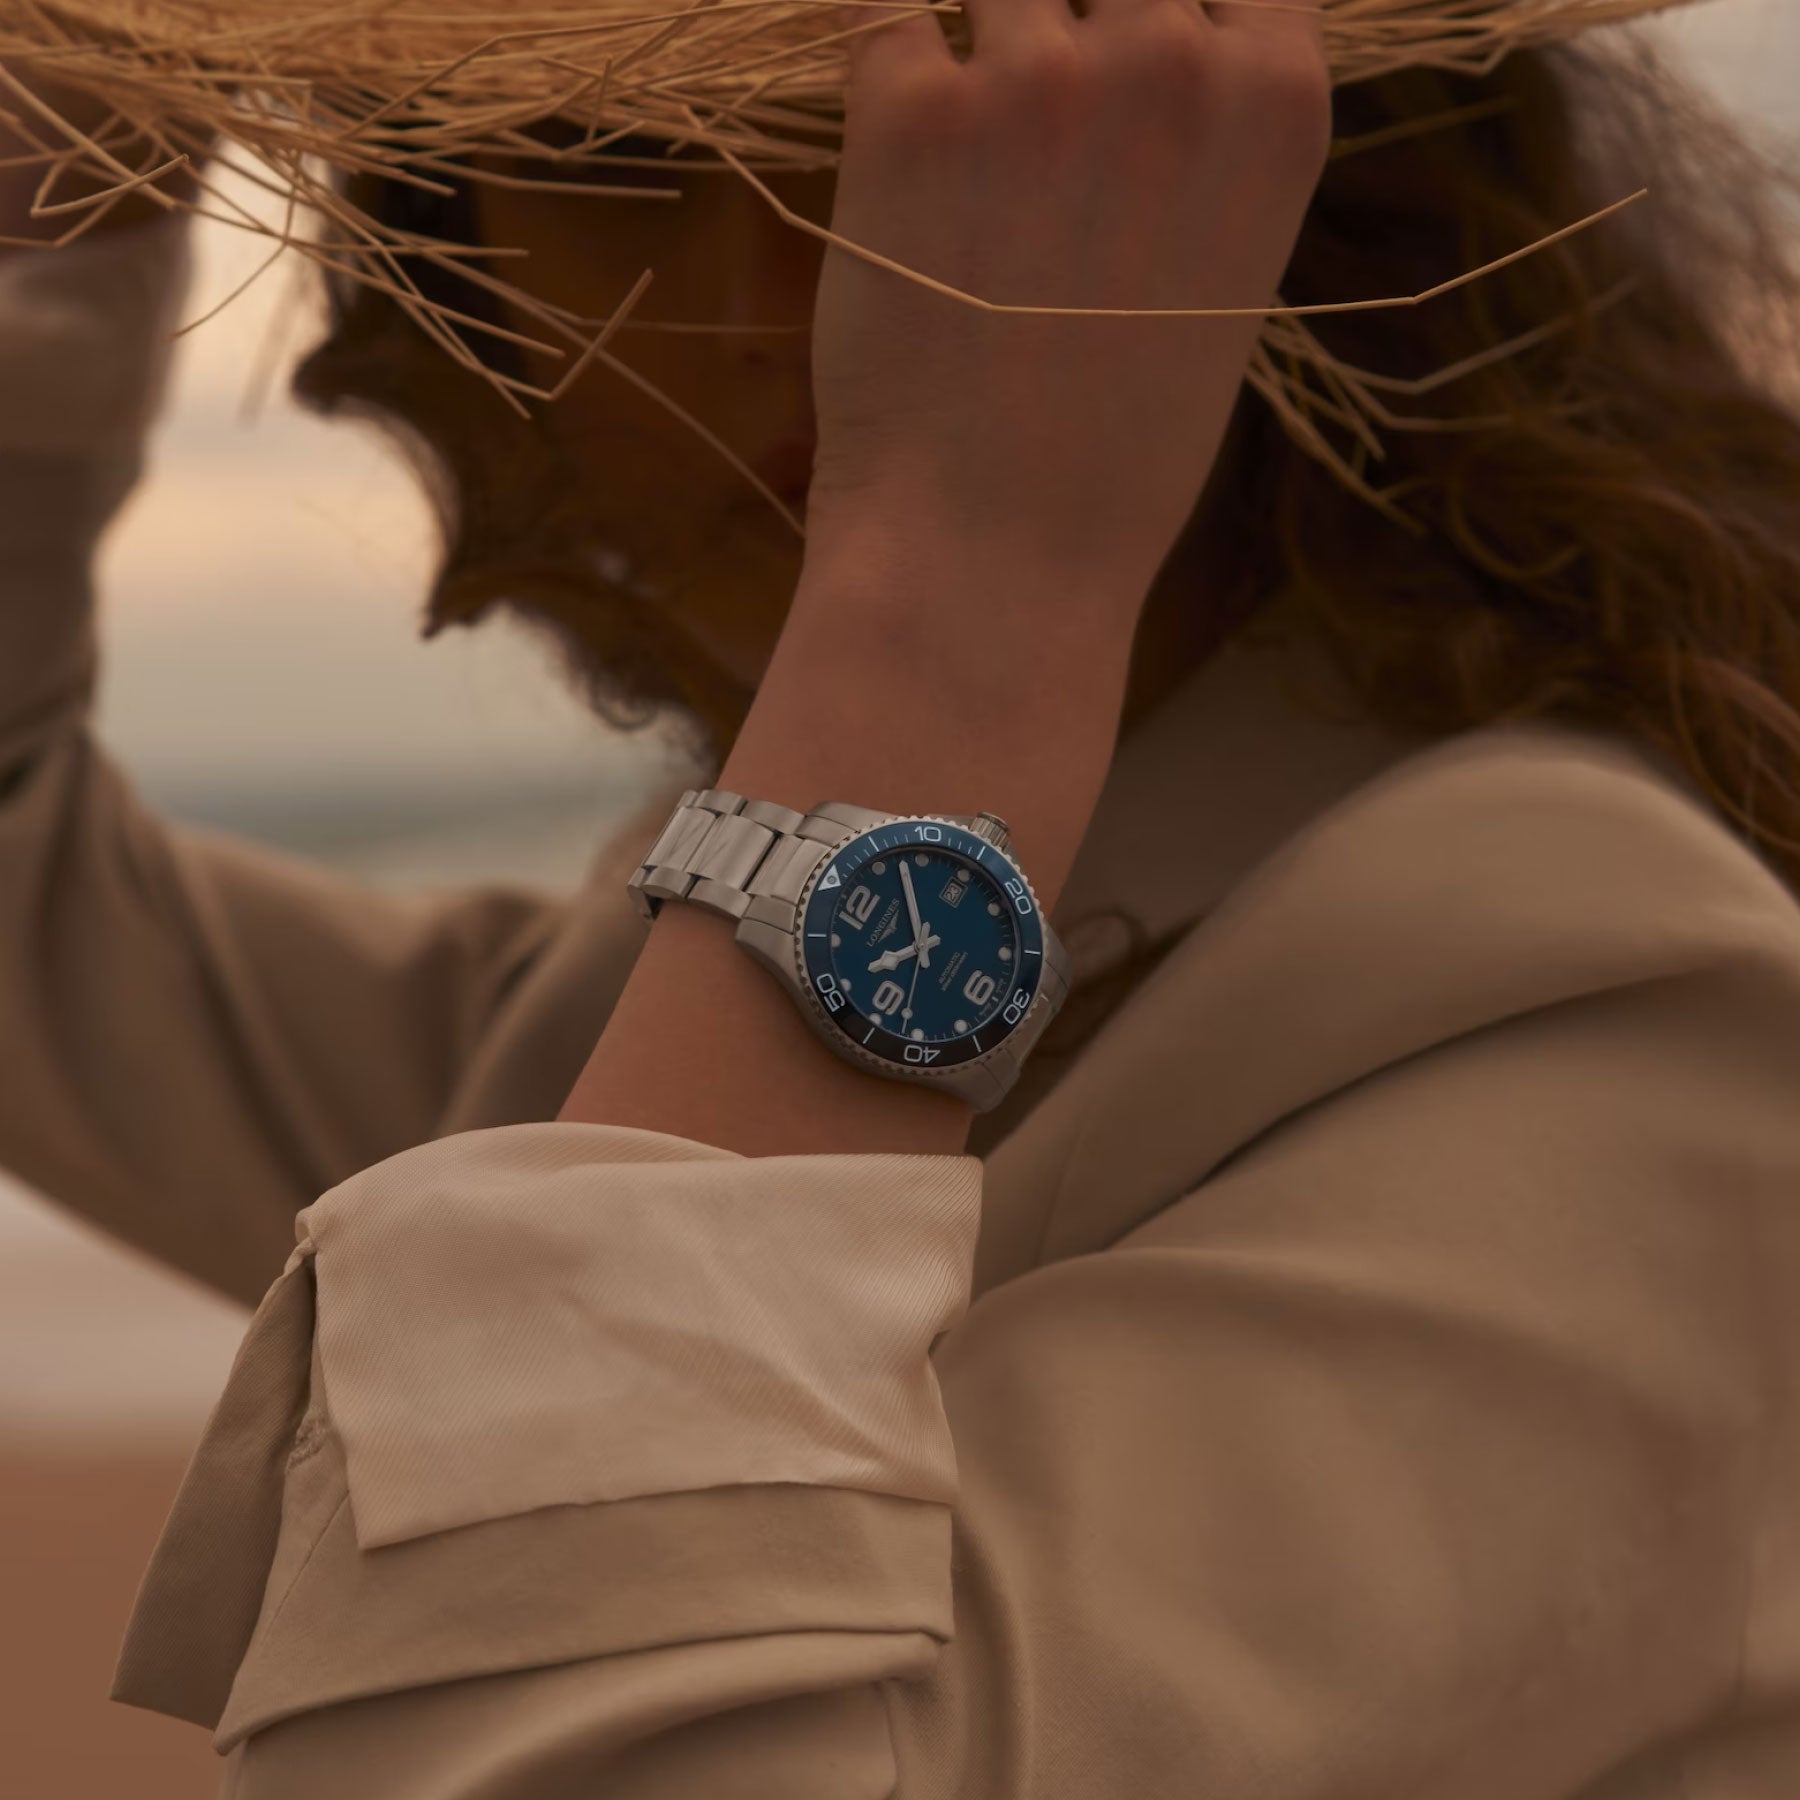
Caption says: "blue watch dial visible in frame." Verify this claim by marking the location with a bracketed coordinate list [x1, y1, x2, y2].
[798, 820, 1045, 1070]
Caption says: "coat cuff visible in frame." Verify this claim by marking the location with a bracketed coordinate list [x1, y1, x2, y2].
[300, 1122, 984, 1547]
[114, 1120, 982, 1731]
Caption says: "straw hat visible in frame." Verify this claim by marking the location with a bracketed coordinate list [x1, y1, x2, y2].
[0, 0, 1706, 519]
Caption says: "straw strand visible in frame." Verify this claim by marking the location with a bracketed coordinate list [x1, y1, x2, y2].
[0, 0, 1706, 523]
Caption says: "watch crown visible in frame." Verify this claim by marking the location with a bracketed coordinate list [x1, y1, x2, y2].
[971, 811, 1012, 851]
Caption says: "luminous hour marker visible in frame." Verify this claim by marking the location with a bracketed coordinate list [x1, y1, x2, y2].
[987, 901, 1001, 916]
[910, 1028, 924, 1041]
[954, 1019, 969, 1034]
[872, 860, 886, 875]
[830, 933, 841, 948]
[999, 946, 1012, 961]
[955, 867, 970, 882]
[914, 853, 930, 866]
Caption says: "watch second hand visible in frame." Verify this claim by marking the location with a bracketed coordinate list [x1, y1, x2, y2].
[903, 929, 926, 1030]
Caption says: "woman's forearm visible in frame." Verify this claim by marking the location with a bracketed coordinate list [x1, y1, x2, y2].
[0, 70, 198, 247]
[558, 517, 1144, 1158]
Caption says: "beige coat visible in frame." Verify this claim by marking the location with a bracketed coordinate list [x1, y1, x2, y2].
[5, 211, 1800, 1798]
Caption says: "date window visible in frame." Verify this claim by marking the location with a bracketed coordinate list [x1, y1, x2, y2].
[938, 868, 971, 908]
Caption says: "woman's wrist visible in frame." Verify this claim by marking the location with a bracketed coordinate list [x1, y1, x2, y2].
[557, 514, 1146, 1157]
[730, 516, 1145, 910]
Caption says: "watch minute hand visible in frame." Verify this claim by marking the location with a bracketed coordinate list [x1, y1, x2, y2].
[899, 859, 937, 971]
[899, 859, 925, 942]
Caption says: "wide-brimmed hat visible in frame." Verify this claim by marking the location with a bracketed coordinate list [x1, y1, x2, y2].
[0, 0, 1710, 520]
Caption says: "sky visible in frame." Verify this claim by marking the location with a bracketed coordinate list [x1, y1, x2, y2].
[3, 0, 1798, 1439]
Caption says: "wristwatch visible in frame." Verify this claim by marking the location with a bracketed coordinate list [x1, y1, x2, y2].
[627, 789, 1072, 1111]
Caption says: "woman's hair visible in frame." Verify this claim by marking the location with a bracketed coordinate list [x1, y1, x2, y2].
[288, 31, 1800, 1080]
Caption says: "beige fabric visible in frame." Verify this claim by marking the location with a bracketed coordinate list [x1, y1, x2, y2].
[0, 213, 682, 1306]
[5, 214, 1800, 1796]
[297, 1122, 980, 1545]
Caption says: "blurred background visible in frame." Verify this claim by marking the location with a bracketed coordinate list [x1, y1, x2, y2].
[1, 3, 1795, 1792]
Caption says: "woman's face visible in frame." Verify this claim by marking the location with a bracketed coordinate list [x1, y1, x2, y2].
[470, 135, 839, 688]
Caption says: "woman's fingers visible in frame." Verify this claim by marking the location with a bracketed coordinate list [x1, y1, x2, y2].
[1211, 0, 1325, 50]
[1206, 0, 1331, 182]
[838, 0, 958, 86]
[838, 0, 1325, 83]
[1077, 0, 1209, 27]
[958, 0, 1079, 59]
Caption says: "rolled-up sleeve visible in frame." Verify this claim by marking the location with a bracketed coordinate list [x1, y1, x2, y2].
[301, 1123, 979, 1543]
[114, 1122, 984, 1774]
[109, 935, 1795, 1796]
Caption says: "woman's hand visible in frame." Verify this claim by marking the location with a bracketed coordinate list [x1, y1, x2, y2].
[806, 0, 1330, 602]
[0, 63, 204, 247]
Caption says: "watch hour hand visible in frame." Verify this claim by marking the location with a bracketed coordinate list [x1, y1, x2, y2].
[869, 931, 940, 974]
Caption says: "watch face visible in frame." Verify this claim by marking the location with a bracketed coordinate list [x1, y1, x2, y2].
[797, 818, 1046, 1070]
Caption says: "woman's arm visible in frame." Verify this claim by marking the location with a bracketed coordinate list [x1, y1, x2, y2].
[0, 64, 197, 784]
[557, 516, 1141, 1158]
[0, 65, 200, 249]
[559, 0, 1333, 1158]
[0, 77, 647, 1305]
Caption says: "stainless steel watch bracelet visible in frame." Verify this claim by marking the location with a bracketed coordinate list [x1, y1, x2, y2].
[625, 787, 1071, 1110]
[626, 787, 854, 929]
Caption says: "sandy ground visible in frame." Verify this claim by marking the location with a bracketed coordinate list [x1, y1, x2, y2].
[0, 1449, 223, 1797]
[0, 1182, 246, 1796]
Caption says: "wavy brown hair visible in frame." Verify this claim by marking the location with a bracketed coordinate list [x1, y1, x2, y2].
[288, 31, 1800, 1086]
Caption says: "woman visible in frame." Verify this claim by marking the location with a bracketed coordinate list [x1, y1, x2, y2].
[3, 0, 1800, 1790]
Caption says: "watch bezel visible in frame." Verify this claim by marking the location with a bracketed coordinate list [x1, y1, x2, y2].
[792, 815, 1048, 1079]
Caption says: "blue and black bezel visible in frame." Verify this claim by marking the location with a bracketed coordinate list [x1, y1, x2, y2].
[795, 816, 1047, 1073]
